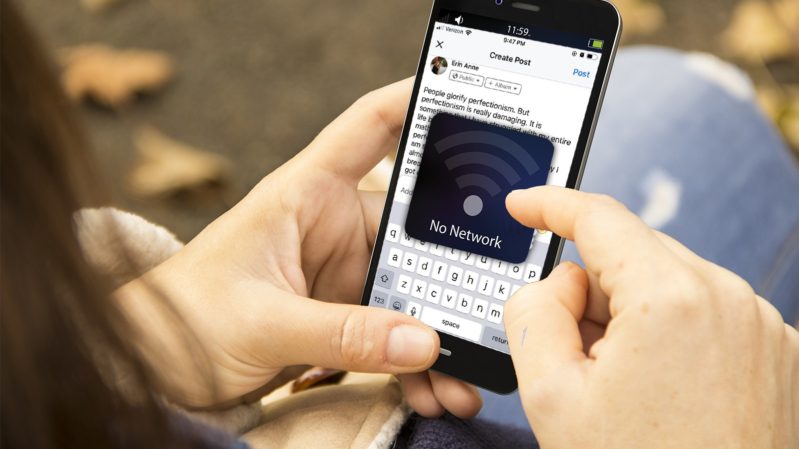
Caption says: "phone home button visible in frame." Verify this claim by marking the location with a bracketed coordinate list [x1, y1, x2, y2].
[439, 348, 452, 357]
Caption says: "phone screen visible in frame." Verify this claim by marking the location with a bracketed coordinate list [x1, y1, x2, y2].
[365, 8, 608, 355]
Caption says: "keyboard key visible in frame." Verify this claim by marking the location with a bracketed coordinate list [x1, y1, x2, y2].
[414, 240, 429, 252]
[487, 303, 504, 324]
[375, 269, 394, 290]
[407, 301, 422, 318]
[525, 264, 542, 283]
[475, 255, 491, 270]
[459, 251, 475, 266]
[411, 279, 427, 299]
[429, 244, 445, 256]
[462, 270, 479, 291]
[420, 307, 482, 342]
[445, 247, 460, 261]
[441, 289, 457, 309]
[471, 297, 488, 319]
[426, 283, 442, 304]
[511, 284, 522, 296]
[478, 275, 494, 297]
[396, 274, 412, 294]
[402, 252, 418, 272]
[447, 266, 463, 286]
[481, 327, 509, 353]
[388, 296, 406, 312]
[493, 280, 510, 301]
[508, 263, 524, 280]
[386, 223, 401, 243]
[432, 261, 448, 281]
[417, 257, 432, 277]
[371, 289, 389, 307]
[456, 293, 473, 314]
[400, 231, 414, 247]
[387, 247, 402, 268]
[491, 259, 507, 275]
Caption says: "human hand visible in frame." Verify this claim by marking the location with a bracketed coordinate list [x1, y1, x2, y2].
[503, 187, 799, 448]
[118, 79, 481, 417]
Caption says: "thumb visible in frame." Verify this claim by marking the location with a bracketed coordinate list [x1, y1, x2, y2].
[504, 262, 589, 384]
[269, 297, 440, 373]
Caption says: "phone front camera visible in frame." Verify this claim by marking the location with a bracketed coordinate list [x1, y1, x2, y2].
[495, 0, 503, 5]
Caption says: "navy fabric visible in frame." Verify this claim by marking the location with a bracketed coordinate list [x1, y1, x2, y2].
[394, 413, 537, 449]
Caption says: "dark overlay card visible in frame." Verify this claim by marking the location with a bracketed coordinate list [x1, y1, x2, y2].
[405, 113, 554, 263]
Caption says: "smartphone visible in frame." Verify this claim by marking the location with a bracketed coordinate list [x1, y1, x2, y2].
[361, 0, 621, 393]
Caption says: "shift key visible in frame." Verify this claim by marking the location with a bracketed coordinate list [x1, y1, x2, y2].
[420, 307, 482, 342]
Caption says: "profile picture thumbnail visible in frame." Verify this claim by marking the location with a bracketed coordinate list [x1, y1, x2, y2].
[430, 56, 448, 75]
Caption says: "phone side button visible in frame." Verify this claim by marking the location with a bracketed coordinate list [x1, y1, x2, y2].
[439, 348, 452, 357]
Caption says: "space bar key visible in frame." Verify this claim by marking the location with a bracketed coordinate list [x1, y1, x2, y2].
[420, 307, 482, 343]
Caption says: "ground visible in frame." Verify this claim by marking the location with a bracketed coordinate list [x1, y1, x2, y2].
[19, 0, 799, 241]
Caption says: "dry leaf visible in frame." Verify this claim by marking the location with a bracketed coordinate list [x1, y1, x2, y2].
[721, 1, 793, 63]
[755, 86, 785, 120]
[61, 45, 174, 108]
[773, 0, 799, 32]
[781, 88, 799, 150]
[129, 127, 231, 197]
[80, 0, 123, 13]
[615, 0, 665, 39]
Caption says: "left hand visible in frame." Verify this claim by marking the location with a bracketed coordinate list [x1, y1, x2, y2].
[117, 79, 482, 417]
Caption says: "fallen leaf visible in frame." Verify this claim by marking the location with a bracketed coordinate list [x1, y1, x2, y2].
[755, 86, 785, 121]
[721, 1, 793, 63]
[615, 0, 665, 39]
[129, 127, 231, 197]
[773, 0, 799, 33]
[60, 44, 174, 108]
[780, 87, 799, 150]
[80, 0, 123, 13]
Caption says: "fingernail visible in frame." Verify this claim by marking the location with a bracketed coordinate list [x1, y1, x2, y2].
[550, 262, 574, 277]
[506, 190, 522, 201]
[386, 325, 435, 367]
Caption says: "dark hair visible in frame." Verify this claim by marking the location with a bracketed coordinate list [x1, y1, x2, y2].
[0, 1, 204, 447]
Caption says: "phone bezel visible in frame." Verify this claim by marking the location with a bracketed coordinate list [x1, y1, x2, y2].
[360, 0, 621, 394]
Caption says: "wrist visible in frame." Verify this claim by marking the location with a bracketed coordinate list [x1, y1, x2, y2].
[113, 272, 216, 407]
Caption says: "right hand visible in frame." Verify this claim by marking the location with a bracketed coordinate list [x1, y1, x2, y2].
[504, 187, 799, 448]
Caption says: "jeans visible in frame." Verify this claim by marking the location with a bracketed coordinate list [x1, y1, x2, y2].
[478, 46, 799, 433]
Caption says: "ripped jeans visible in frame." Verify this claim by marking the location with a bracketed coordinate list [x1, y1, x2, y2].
[479, 46, 799, 431]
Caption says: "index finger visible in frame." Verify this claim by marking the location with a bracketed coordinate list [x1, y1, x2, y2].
[307, 78, 413, 182]
[505, 186, 681, 299]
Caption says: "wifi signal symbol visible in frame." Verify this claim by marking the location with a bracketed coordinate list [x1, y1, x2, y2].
[465, 30, 472, 36]
[433, 130, 541, 217]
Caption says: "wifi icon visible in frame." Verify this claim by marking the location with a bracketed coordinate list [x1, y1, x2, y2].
[404, 113, 554, 263]
[433, 128, 543, 216]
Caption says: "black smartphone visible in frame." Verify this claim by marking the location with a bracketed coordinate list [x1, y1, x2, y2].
[361, 0, 621, 393]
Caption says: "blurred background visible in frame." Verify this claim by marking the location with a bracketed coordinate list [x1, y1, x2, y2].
[19, 0, 799, 241]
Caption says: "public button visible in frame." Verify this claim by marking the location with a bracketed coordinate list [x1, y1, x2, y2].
[481, 327, 510, 354]
[371, 289, 388, 307]
[375, 269, 394, 289]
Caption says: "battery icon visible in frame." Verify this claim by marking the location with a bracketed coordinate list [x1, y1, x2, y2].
[589, 39, 604, 50]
